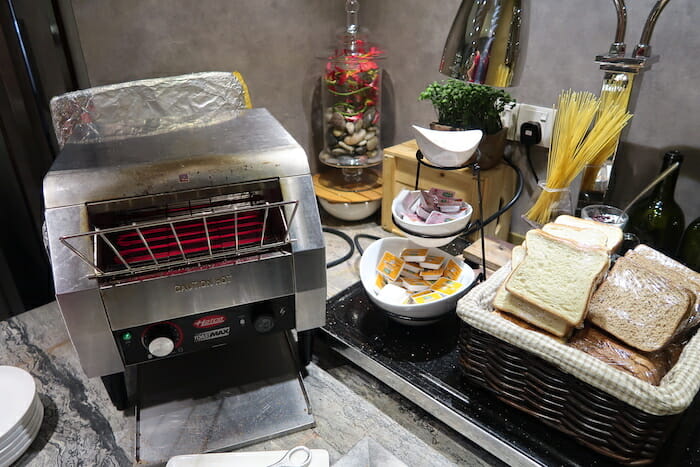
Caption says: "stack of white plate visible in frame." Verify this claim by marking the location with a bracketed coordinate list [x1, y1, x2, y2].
[0, 366, 43, 467]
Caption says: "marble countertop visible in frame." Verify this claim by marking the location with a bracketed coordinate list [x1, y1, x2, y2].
[0, 217, 494, 466]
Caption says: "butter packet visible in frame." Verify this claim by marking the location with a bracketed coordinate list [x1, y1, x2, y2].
[443, 259, 463, 281]
[373, 273, 387, 294]
[420, 267, 445, 281]
[400, 248, 429, 263]
[376, 251, 405, 282]
[411, 289, 445, 299]
[400, 269, 421, 279]
[411, 290, 446, 304]
[403, 262, 423, 274]
[431, 277, 463, 295]
[401, 277, 432, 292]
[420, 255, 444, 270]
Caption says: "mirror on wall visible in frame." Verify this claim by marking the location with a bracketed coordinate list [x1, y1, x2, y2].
[439, 0, 521, 88]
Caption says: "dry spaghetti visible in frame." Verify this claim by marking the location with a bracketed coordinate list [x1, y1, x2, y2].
[525, 89, 632, 225]
[580, 74, 635, 191]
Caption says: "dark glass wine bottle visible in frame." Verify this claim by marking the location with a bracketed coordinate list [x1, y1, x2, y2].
[679, 217, 700, 272]
[626, 150, 686, 257]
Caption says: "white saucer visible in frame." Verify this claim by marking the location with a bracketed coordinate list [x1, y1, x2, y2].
[0, 397, 43, 467]
[0, 394, 40, 451]
[0, 366, 36, 441]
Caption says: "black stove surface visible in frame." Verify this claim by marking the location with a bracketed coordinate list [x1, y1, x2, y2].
[320, 243, 700, 466]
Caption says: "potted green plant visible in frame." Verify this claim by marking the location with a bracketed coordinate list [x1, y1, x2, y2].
[419, 79, 515, 169]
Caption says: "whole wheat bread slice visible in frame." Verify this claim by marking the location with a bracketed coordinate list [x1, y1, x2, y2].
[625, 245, 700, 330]
[493, 245, 572, 337]
[505, 229, 610, 326]
[587, 256, 694, 352]
[627, 245, 700, 295]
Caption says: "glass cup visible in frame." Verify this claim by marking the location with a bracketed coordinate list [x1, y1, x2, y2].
[580, 204, 628, 229]
[522, 182, 572, 229]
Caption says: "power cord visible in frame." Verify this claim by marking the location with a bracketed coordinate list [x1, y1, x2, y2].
[322, 227, 355, 268]
[461, 155, 524, 237]
[353, 233, 380, 256]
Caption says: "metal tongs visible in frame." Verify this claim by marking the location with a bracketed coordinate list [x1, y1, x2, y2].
[266, 446, 312, 467]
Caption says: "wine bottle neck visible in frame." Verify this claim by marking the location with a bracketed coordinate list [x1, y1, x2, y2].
[652, 154, 682, 201]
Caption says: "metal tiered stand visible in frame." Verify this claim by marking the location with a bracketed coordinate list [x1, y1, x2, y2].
[390, 149, 524, 284]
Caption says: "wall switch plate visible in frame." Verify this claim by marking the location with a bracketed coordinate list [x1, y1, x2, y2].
[503, 103, 557, 148]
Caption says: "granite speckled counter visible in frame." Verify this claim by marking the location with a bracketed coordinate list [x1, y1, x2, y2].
[0, 217, 497, 466]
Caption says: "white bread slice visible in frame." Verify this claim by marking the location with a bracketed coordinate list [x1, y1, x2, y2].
[493, 245, 572, 337]
[505, 230, 610, 326]
[493, 309, 569, 343]
[587, 256, 694, 352]
[542, 223, 609, 251]
[554, 214, 623, 253]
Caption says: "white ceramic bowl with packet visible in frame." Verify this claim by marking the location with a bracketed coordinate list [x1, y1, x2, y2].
[391, 189, 473, 248]
[359, 237, 476, 325]
[411, 125, 483, 167]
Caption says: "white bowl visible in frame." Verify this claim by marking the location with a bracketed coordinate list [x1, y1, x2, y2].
[360, 237, 475, 324]
[412, 125, 483, 167]
[391, 189, 472, 248]
[318, 198, 381, 221]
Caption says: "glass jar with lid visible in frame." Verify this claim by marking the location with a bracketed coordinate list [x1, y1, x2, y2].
[319, 0, 384, 170]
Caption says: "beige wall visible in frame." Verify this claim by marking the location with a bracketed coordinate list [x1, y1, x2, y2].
[71, 0, 700, 233]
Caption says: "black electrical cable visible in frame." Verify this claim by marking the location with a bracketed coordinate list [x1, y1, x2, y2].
[353, 233, 380, 256]
[462, 155, 524, 237]
[322, 227, 355, 268]
[524, 144, 539, 184]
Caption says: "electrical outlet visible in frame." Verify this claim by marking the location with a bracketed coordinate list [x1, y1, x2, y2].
[515, 104, 556, 148]
[504, 103, 557, 148]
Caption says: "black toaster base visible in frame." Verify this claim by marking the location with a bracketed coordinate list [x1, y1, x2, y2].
[113, 294, 296, 367]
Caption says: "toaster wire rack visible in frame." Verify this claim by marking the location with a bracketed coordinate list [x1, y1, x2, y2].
[60, 196, 299, 280]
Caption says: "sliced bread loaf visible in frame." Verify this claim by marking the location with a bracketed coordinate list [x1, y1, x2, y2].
[505, 229, 610, 326]
[568, 326, 671, 386]
[493, 245, 572, 337]
[554, 214, 624, 253]
[627, 244, 700, 293]
[587, 256, 694, 352]
[625, 245, 700, 329]
[542, 223, 609, 251]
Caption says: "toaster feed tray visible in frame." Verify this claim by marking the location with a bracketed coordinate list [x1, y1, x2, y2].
[134, 332, 314, 465]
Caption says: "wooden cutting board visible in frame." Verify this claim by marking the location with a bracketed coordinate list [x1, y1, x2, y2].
[462, 236, 514, 274]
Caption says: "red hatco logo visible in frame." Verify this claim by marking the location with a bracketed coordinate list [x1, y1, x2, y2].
[193, 315, 226, 329]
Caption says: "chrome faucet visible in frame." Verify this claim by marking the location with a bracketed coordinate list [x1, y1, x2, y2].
[633, 0, 671, 58]
[597, 0, 672, 72]
[578, 0, 673, 208]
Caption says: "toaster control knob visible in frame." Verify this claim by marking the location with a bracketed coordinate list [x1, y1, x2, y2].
[148, 337, 175, 358]
[253, 314, 275, 333]
[143, 323, 180, 357]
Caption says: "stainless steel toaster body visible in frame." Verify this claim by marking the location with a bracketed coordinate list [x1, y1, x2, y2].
[43, 109, 326, 377]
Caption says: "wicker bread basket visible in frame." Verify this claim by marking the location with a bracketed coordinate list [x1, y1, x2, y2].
[456, 265, 700, 465]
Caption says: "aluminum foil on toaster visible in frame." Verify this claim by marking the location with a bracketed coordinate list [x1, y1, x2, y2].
[50, 72, 248, 148]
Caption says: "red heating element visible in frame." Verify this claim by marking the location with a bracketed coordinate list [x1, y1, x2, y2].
[113, 212, 266, 264]
[95, 194, 287, 270]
